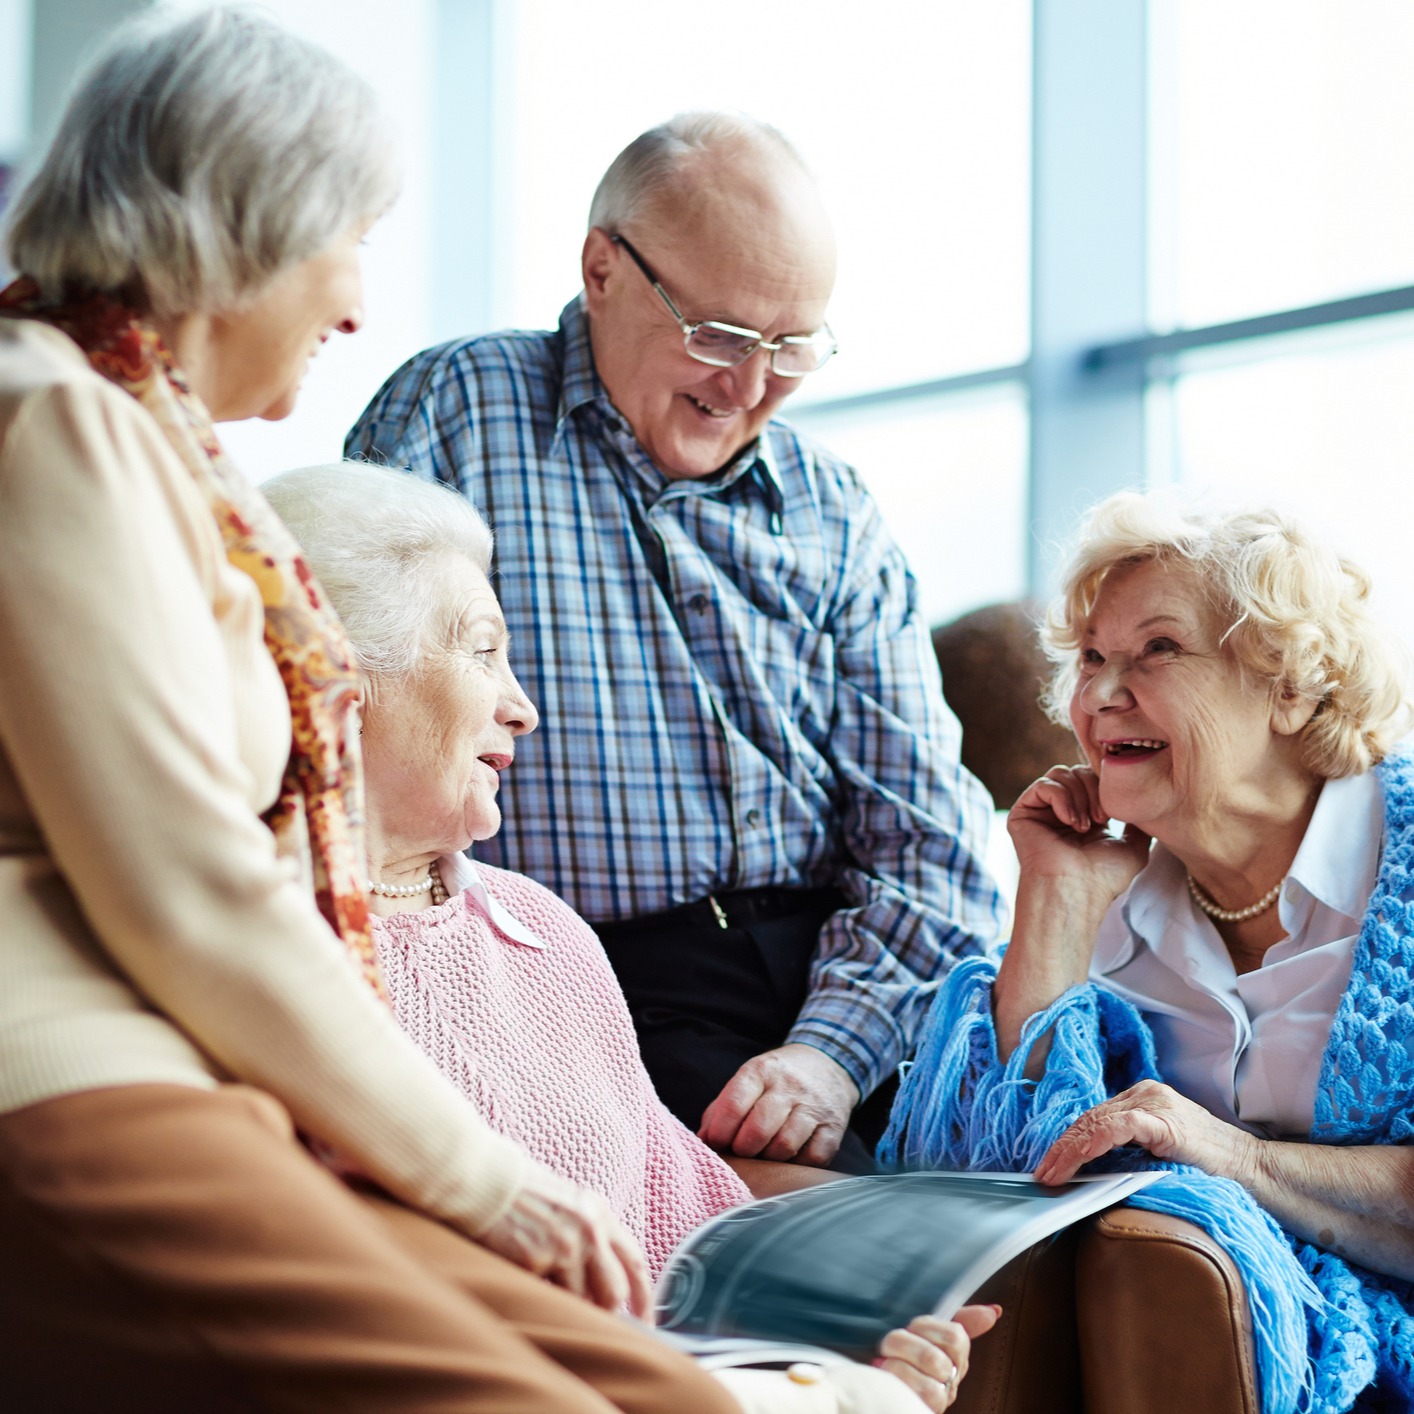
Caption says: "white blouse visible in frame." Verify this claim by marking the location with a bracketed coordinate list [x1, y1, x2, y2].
[1090, 771, 1383, 1138]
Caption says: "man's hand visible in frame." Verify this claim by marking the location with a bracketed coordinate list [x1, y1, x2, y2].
[698, 1042, 860, 1166]
[476, 1162, 654, 1318]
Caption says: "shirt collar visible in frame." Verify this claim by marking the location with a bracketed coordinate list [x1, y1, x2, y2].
[554, 294, 784, 517]
[555, 295, 602, 426]
[1094, 844, 1186, 975]
[1284, 771, 1383, 924]
[1092, 769, 1383, 975]
[438, 853, 546, 949]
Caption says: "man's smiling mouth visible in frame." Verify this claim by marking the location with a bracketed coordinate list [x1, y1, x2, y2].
[687, 395, 734, 419]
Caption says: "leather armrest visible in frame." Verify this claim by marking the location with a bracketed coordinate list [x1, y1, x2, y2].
[720, 1156, 843, 1198]
[950, 1205, 1260, 1414]
[1076, 1207, 1259, 1414]
[951, 1226, 1082, 1414]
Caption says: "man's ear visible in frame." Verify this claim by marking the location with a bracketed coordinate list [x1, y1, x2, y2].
[1271, 682, 1320, 738]
[582, 227, 617, 313]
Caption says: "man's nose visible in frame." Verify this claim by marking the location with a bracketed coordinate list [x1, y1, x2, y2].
[712, 349, 771, 408]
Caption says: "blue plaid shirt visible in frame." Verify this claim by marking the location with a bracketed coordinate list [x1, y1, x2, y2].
[346, 298, 1005, 1093]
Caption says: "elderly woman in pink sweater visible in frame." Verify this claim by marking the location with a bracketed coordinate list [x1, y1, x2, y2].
[264, 462, 997, 1414]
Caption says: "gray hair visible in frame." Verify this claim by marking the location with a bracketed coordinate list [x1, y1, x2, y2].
[263, 462, 494, 680]
[587, 111, 808, 232]
[4, 5, 399, 318]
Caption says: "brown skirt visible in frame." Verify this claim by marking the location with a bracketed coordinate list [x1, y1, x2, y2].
[0, 1082, 738, 1414]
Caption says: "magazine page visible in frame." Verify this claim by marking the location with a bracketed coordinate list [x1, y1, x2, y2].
[656, 1170, 1161, 1361]
[655, 1331, 850, 1371]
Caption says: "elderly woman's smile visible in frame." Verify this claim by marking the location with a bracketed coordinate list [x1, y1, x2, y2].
[1097, 737, 1168, 760]
[1068, 558, 1315, 848]
[889, 491, 1414, 1410]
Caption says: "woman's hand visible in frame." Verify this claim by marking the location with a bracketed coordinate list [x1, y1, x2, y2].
[477, 1163, 654, 1318]
[1008, 764, 1151, 904]
[873, 1305, 1001, 1411]
[994, 766, 1151, 1066]
[1034, 1080, 1258, 1186]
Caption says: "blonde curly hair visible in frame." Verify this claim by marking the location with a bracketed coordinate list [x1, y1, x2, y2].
[1041, 492, 1414, 778]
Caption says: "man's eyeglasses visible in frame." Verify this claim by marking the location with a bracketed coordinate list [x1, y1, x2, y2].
[611, 234, 837, 378]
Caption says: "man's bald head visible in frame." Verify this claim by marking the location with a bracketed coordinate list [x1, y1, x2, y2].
[581, 112, 837, 480]
[591, 114, 806, 226]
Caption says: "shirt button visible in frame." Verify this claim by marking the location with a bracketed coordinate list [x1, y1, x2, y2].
[689, 594, 709, 614]
[745, 808, 761, 828]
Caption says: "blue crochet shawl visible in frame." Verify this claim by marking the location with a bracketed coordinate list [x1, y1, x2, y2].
[881, 752, 1414, 1414]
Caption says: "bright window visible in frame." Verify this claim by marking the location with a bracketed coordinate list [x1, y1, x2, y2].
[503, 0, 1031, 398]
[1149, 0, 1414, 645]
[1151, 0, 1414, 330]
[1160, 316, 1414, 639]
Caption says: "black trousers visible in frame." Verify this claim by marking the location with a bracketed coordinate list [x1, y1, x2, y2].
[593, 887, 895, 1175]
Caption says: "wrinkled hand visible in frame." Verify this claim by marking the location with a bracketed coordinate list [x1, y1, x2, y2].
[1008, 764, 1151, 904]
[477, 1162, 653, 1318]
[875, 1305, 1001, 1411]
[698, 1043, 859, 1166]
[1034, 1080, 1258, 1187]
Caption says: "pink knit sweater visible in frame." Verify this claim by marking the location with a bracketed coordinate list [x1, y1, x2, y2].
[371, 861, 751, 1277]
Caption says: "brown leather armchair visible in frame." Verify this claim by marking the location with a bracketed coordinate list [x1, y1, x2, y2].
[931, 601, 1077, 811]
[954, 1209, 1258, 1414]
[723, 1161, 1257, 1411]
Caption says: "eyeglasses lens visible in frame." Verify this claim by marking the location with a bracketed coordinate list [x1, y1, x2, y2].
[772, 337, 834, 376]
[684, 325, 835, 376]
[685, 325, 755, 367]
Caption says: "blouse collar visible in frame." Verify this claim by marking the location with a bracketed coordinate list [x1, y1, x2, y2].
[1094, 769, 1383, 976]
[438, 853, 547, 950]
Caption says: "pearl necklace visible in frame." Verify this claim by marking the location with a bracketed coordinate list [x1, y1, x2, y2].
[1186, 872, 1283, 924]
[367, 864, 449, 905]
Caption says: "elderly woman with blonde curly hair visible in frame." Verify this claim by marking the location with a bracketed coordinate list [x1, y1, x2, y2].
[883, 491, 1414, 1414]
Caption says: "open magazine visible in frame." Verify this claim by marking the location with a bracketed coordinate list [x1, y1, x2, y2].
[655, 1169, 1161, 1366]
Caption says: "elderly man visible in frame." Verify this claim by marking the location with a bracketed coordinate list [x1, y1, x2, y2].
[347, 113, 1003, 1171]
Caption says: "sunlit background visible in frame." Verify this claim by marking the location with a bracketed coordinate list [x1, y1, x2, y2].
[4, 0, 1413, 641]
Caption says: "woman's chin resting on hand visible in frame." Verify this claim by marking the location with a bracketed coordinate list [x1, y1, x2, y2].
[886, 491, 1414, 1413]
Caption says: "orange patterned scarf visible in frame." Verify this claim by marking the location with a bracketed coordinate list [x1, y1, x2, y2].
[0, 278, 386, 997]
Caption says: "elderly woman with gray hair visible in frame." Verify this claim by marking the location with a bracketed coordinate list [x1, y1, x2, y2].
[265, 460, 1002, 1414]
[883, 492, 1414, 1414]
[0, 8, 760, 1413]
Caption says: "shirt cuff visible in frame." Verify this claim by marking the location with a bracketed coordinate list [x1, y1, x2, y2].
[786, 998, 903, 1098]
